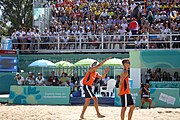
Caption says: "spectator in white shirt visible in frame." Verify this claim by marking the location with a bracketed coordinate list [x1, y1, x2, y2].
[14, 73, 25, 86]
[11, 29, 18, 49]
[134, 37, 141, 49]
[140, 36, 149, 49]
[121, 18, 128, 30]
[26, 28, 31, 50]
[100, 9, 108, 19]
[118, 26, 127, 41]
[130, 1, 137, 10]
[42, 27, 50, 49]
[35, 73, 46, 86]
[26, 72, 36, 86]
[163, 25, 171, 34]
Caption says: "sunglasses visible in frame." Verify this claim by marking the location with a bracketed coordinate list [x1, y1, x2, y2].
[126, 62, 131, 64]
[92, 62, 98, 67]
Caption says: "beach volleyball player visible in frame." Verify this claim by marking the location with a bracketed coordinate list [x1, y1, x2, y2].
[80, 57, 111, 119]
[118, 59, 135, 120]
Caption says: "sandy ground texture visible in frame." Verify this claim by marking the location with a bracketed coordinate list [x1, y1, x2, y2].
[0, 104, 180, 120]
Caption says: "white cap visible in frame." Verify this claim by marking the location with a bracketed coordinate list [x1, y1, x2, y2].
[16, 73, 20, 76]
[90, 61, 99, 68]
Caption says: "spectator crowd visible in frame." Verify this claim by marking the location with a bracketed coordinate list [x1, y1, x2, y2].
[14, 71, 80, 86]
[144, 68, 180, 83]
[11, 0, 180, 51]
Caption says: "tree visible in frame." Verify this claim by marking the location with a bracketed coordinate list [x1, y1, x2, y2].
[0, 20, 9, 36]
[0, 0, 33, 30]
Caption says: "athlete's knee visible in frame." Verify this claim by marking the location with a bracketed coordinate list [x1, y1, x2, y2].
[141, 98, 145, 102]
[121, 107, 127, 111]
[85, 98, 91, 104]
[130, 105, 135, 110]
[92, 96, 98, 102]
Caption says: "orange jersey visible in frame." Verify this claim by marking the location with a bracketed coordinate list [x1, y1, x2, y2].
[83, 71, 99, 86]
[119, 77, 130, 95]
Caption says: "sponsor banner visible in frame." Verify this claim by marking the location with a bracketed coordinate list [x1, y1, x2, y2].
[9, 86, 70, 105]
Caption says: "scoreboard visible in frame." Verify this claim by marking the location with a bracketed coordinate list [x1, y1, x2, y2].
[0, 50, 18, 72]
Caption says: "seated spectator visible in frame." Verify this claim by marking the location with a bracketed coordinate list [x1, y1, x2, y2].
[162, 71, 168, 81]
[139, 83, 152, 109]
[152, 68, 161, 81]
[140, 36, 148, 49]
[93, 77, 100, 95]
[134, 37, 141, 49]
[145, 69, 152, 83]
[173, 72, 180, 81]
[59, 72, 69, 86]
[14, 73, 25, 86]
[35, 73, 46, 86]
[26, 72, 36, 86]
[71, 72, 80, 85]
[101, 75, 110, 86]
[48, 71, 59, 86]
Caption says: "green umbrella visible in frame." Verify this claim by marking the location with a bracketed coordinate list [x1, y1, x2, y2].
[55, 61, 74, 67]
[103, 58, 122, 66]
[102, 58, 123, 78]
[74, 58, 97, 67]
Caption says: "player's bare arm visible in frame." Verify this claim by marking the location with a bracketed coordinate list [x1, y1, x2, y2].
[144, 87, 150, 94]
[96, 67, 109, 79]
[89, 57, 111, 73]
[118, 71, 128, 95]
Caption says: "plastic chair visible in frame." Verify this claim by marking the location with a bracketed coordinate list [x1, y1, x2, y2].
[100, 79, 116, 97]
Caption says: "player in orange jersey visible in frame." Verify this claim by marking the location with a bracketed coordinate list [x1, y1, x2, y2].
[118, 58, 135, 120]
[80, 57, 111, 119]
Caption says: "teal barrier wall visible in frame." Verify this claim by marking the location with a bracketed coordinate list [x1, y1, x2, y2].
[130, 50, 180, 68]
[149, 81, 180, 97]
[114, 88, 180, 108]
[9, 86, 70, 105]
[0, 72, 17, 93]
[149, 81, 180, 88]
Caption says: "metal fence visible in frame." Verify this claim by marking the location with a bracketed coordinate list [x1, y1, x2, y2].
[1, 33, 180, 53]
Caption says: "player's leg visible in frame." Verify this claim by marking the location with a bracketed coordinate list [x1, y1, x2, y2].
[80, 98, 91, 119]
[80, 85, 91, 119]
[128, 105, 135, 120]
[120, 94, 127, 120]
[127, 94, 135, 120]
[92, 96, 105, 118]
[140, 98, 145, 108]
[121, 107, 127, 120]
[147, 98, 152, 109]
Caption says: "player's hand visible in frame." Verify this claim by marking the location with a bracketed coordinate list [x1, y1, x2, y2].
[118, 92, 121, 96]
[104, 67, 110, 73]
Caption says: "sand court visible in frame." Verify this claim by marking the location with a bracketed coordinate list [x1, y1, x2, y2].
[0, 105, 179, 120]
